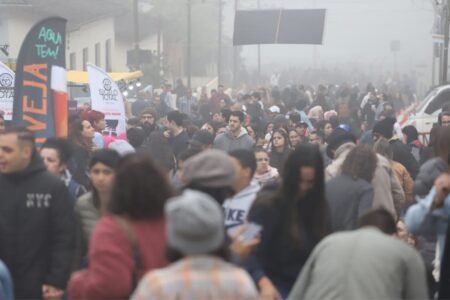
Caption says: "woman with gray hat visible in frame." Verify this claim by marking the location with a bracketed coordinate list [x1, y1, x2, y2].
[182, 149, 236, 205]
[131, 189, 258, 300]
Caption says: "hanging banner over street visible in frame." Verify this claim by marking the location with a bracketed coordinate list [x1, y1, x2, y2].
[12, 17, 68, 144]
[233, 9, 326, 45]
[87, 63, 126, 136]
[0, 62, 15, 120]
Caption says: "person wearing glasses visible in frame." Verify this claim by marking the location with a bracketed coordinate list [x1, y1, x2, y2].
[253, 147, 279, 186]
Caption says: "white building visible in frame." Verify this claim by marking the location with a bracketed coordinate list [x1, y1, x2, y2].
[0, 0, 160, 72]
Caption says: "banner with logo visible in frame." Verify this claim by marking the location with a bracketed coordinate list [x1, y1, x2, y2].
[87, 63, 126, 136]
[12, 17, 68, 144]
[0, 62, 14, 120]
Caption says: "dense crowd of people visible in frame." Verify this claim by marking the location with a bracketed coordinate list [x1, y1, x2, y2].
[0, 78, 450, 299]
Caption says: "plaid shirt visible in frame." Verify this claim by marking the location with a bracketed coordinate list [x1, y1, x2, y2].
[131, 255, 258, 300]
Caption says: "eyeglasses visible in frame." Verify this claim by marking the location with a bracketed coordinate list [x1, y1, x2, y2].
[257, 158, 269, 162]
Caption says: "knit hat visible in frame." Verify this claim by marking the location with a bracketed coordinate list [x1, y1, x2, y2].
[89, 149, 121, 169]
[372, 117, 396, 140]
[140, 108, 157, 119]
[326, 128, 356, 159]
[183, 150, 235, 187]
[189, 130, 215, 148]
[165, 189, 225, 255]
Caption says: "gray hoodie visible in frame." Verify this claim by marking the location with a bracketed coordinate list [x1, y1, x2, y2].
[213, 128, 255, 152]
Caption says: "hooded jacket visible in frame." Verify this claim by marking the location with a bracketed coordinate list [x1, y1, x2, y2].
[213, 128, 255, 152]
[414, 157, 448, 197]
[325, 142, 405, 219]
[223, 180, 261, 236]
[389, 138, 419, 179]
[0, 152, 74, 299]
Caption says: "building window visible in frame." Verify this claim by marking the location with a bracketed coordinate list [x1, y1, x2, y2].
[105, 39, 112, 72]
[95, 43, 101, 67]
[82, 47, 89, 71]
[69, 52, 76, 70]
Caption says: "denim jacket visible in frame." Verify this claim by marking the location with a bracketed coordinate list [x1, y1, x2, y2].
[0, 260, 13, 300]
[405, 187, 450, 261]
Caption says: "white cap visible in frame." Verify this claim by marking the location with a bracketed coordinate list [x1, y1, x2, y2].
[269, 105, 280, 113]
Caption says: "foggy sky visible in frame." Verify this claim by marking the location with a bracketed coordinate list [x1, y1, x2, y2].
[223, 0, 434, 77]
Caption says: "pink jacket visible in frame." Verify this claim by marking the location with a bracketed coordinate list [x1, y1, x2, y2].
[68, 214, 167, 299]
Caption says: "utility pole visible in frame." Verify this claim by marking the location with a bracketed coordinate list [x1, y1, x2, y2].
[233, 0, 239, 89]
[133, 0, 140, 71]
[442, 0, 450, 84]
[157, 14, 162, 83]
[257, 0, 261, 85]
[187, 0, 192, 88]
[218, 0, 223, 86]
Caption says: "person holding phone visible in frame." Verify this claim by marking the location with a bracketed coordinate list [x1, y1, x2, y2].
[224, 149, 260, 237]
[246, 144, 329, 299]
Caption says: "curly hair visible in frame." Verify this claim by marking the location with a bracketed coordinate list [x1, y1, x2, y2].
[109, 154, 174, 219]
[341, 145, 378, 182]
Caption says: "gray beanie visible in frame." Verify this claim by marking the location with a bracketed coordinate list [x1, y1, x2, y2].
[183, 149, 235, 188]
[165, 189, 225, 255]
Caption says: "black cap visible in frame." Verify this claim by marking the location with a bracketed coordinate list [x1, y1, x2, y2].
[326, 128, 356, 159]
[189, 130, 215, 148]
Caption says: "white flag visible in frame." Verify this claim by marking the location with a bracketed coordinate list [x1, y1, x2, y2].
[0, 62, 15, 120]
[87, 63, 126, 136]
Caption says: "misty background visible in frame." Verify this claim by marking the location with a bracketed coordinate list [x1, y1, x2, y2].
[224, 0, 434, 94]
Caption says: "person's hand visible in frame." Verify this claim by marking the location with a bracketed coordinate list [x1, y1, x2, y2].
[230, 225, 260, 258]
[258, 277, 282, 300]
[432, 173, 450, 209]
[42, 284, 63, 300]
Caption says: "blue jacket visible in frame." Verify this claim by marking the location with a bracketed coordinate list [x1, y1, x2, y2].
[0, 260, 13, 300]
[405, 187, 450, 261]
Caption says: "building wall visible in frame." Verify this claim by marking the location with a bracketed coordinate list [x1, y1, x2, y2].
[67, 17, 115, 71]
[4, 12, 41, 60]
[1, 12, 160, 74]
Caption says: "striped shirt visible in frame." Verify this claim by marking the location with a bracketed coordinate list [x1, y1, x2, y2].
[131, 255, 258, 300]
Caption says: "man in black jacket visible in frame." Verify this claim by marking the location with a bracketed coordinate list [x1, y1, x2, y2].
[373, 117, 419, 179]
[0, 128, 74, 299]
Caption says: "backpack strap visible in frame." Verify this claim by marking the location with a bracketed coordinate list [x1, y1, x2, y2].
[114, 216, 141, 290]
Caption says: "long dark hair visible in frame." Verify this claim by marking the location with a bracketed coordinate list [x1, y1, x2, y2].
[279, 144, 328, 247]
[68, 118, 94, 153]
[109, 154, 174, 219]
[270, 128, 291, 153]
[434, 126, 450, 162]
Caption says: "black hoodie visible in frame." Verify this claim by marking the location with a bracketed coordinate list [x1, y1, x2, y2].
[0, 152, 74, 299]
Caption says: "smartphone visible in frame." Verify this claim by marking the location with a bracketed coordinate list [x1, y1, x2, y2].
[240, 223, 263, 241]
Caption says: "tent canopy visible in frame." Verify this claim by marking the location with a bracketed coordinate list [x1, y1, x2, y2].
[67, 70, 143, 84]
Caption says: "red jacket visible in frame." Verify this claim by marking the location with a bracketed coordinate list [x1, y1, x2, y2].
[68, 214, 167, 299]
